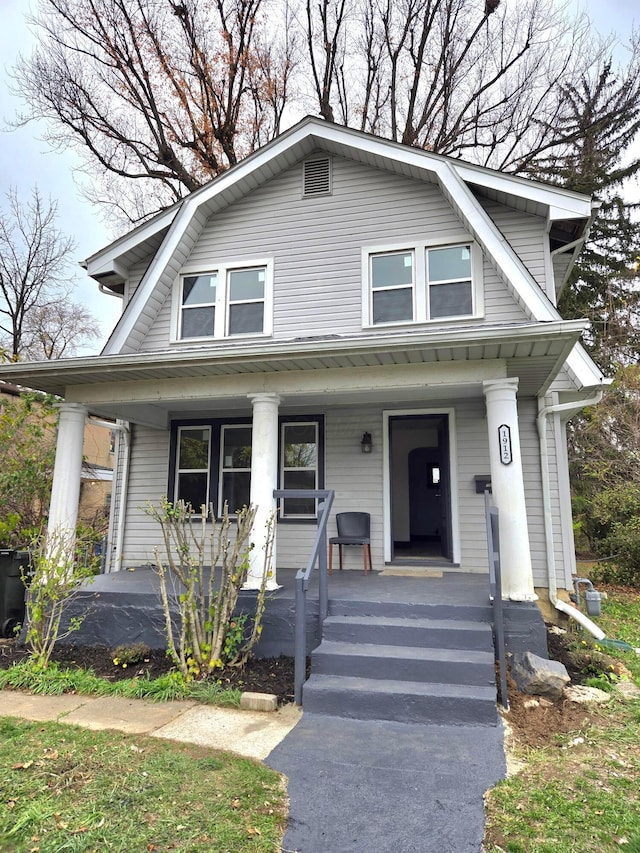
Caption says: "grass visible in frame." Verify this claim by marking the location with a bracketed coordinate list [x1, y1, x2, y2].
[0, 717, 287, 853]
[484, 585, 640, 853]
[0, 660, 242, 707]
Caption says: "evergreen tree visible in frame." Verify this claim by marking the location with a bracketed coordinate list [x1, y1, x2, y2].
[523, 59, 640, 369]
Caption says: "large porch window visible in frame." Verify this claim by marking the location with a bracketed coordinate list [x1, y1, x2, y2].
[170, 416, 323, 519]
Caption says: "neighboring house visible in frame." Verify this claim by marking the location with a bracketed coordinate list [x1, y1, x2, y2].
[0, 118, 606, 623]
[0, 381, 113, 532]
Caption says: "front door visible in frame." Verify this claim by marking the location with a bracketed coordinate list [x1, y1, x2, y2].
[389, 414, 452, 562]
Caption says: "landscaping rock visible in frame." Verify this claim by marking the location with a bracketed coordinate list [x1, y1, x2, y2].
[564, 685, 611, 704]
[511, 651, 570, 699]
[613, 680, 640, 701]
[240, 692, 278, 712]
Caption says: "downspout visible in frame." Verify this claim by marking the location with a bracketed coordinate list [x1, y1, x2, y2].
[87, 417, 131, 573]
[537, 391, 605, 639]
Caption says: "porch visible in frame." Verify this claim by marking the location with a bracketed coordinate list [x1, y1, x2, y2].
[62, 566, 546, 694]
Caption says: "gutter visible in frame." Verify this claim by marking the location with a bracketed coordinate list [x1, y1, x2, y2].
[537, 391, 606, 639]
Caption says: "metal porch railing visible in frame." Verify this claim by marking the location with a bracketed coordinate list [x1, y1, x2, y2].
[484, 489, 509, 711]
[273, 488, 335, 704]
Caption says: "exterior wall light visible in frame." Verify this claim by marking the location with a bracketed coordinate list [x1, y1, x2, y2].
[361, 432, 373, 454]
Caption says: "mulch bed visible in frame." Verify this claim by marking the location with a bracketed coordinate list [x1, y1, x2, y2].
[0, 641, 297, 706]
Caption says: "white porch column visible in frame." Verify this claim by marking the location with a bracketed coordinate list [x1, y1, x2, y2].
[482, 379, 536, 601]
[246, 393, 281, 590]
[47, 403, 88, 539]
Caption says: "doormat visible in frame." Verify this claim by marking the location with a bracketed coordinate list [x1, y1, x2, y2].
[379, 569, 444, 578]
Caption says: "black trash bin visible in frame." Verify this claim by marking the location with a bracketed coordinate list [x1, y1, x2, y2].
[0, 549, 31, 638]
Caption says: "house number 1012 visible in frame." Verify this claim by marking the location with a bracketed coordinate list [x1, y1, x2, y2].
[498, 424, 512, 465]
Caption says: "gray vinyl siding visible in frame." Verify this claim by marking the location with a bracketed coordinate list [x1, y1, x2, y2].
[519, 397, 565, 589]
[115, 395, 565, 586]
[478, 197, 549, 301]
[119, 425, 171, 565]
[138, 155, 529, 352]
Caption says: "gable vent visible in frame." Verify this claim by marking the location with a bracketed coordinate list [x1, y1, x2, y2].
[303, 157, 332, 197]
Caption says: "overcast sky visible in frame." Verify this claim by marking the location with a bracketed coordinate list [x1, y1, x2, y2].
[0, 0, 638, 352]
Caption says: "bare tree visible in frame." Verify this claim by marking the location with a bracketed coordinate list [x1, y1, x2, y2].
[20, 301, 102, 360]
[0, 187, 79, 360]
[13, 0, 297, 224]
[12, 0, 639, 226]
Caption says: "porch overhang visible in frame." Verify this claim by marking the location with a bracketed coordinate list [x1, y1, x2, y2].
[0, 320, 591, 426]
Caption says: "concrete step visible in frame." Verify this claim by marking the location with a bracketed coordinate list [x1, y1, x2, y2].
[321, 614, 493, 650]
[312, 641, 495, 686]
[303, 673, 499, 726]
[328, 598, 492, 623]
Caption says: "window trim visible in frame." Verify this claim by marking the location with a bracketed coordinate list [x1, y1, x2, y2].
[362, 238, 483, 328]
[171, 258, 274, 343]
[168, 415, 325, 522]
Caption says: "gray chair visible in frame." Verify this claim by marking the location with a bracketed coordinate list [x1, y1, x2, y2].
[329, 512, 372, 575]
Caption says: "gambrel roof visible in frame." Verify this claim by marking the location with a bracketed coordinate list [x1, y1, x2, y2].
[81, 117, 602, 391]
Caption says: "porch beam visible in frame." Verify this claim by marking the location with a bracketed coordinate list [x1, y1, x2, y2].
[66, 360, 507, 407]
[482, 379, 536, 602]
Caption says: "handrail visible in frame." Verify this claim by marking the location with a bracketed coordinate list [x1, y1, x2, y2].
[484, 489, 509, 711]
[273, 488, 335, 704]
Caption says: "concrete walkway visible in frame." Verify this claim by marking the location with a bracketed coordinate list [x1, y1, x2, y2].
[0, 690, 301, 760]
[1, 691, 505, 852]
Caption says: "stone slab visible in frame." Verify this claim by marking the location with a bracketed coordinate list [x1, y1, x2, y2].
[62, 695, 196, 734]
[153, 703, 302, 760]
[240, 692, 278, 712]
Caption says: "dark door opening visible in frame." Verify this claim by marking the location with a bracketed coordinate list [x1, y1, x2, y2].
[389, 414, 452, 562]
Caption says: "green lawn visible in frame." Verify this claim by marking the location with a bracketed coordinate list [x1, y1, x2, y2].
[0, 717, 287, 853]
[484, 586, 640, 853]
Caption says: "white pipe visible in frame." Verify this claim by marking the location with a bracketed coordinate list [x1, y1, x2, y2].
[95, 418, 130, 573]
[554, 597, 605, 641]
[98, 282, 124, 299]
[537, 389, 605, 638]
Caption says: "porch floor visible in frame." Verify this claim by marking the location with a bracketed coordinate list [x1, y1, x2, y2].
[87, 565, 489, 606]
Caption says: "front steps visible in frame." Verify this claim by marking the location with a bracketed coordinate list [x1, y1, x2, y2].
[303, 599, 498, 726]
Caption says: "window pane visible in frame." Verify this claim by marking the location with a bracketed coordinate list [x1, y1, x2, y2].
[178, 428, 210, 469]
[283, 471, 316, 515]
[223, 427, 252, 468]
[371, 252, 413, 288]
[373, 288, 413, 323]
[183, 274, 217, 305]
[284, 425, 317, 467]
[430, 281, 473, 318]
[229, 268, 265, 301]
[177, 472, 208, 512]
[222, 471, 251, 513]
[229, 302, 264, 335]
[182, 306, 214, 338]
[428, 246, 471, 282]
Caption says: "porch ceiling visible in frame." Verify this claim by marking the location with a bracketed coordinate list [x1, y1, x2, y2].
[0, 320, 586, 425]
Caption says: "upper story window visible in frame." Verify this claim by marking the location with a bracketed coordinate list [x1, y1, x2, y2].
[363, 241, 482, 327]
[176, 259, 273, 342]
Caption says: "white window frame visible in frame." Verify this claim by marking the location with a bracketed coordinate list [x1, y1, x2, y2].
[362, 238, 483, 328]
[172, 258, 274, 343]
[280, 421, 319, 519]
[175, 425, 211, 512]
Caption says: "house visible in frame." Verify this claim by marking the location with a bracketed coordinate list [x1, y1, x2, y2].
[0, 381, 113, 536]
[0, 117, 606, 656]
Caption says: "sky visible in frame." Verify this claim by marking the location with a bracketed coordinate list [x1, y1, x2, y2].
[0, 0, 638, 352]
